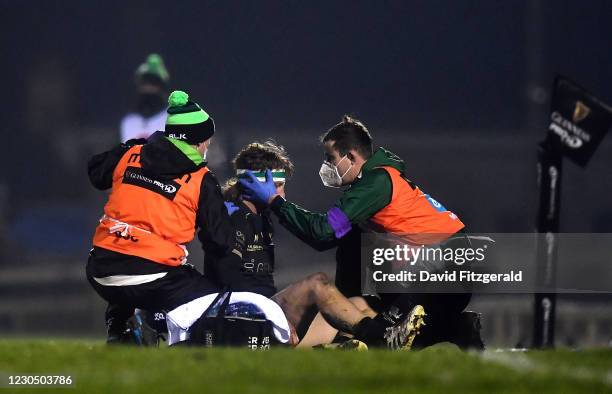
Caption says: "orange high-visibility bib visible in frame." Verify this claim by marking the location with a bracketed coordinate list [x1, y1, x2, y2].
[93, 145, 208, 266]
[369, 166, 464, 245]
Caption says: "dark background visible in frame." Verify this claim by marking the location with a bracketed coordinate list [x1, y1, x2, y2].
[0, 1, 610, 345]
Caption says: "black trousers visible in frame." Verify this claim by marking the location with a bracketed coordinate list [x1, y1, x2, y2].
[359, 231, 474, 345]
[379, 232, 473, 319]
[86, 247, 219, 333]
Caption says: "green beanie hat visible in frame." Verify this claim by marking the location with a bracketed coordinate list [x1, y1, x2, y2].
[136, 53, 170, 84]
[164, 90, 215, 145]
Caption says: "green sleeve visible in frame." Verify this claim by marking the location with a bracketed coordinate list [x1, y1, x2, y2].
[270, 168, 392, 245]
[272, 199, 337, 250]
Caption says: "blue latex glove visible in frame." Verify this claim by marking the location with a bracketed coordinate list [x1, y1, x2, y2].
[238, 169, 277, 205]
[224, 201, 240, 216]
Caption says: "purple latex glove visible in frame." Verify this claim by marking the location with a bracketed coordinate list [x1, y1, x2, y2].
[238, 169, 277, 205]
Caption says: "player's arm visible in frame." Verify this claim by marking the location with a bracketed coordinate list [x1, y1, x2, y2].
[203, 206, 252, 290]
[268, 169, 392, 244]
[87, 138, 147, 190]
[196, 172, 244, 258]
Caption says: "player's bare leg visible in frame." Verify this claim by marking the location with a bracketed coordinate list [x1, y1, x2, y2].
[271, 272, 366, 335]
[272, 274, 424, 350]
[348, 296, 378, 318]
[298, 296, 376, 348]
[296, 312, 338, 348]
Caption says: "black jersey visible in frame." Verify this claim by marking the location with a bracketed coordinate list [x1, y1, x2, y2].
[204, 201, 277, 297]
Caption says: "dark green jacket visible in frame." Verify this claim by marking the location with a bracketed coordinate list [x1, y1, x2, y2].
[270, 147, 404, 249]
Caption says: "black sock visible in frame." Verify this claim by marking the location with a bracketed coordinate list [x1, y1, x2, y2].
[331, 332, 352, 344]
[353, 304, 410, 345]
[353, 314, 391, 345]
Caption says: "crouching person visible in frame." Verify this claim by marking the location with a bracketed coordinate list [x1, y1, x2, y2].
[86, 90, 239, 344]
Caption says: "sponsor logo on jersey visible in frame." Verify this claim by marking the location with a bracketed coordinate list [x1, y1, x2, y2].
[122, 166, 180, 200]
[424, 193, 448, 212]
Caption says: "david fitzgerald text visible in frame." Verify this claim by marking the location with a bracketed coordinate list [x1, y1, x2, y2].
[372, 270, 523, 284]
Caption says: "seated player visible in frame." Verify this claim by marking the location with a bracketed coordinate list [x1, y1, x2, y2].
[205, 141, 426, 350]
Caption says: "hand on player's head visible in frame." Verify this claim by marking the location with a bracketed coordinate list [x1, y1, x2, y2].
[238, 169, 277, 205]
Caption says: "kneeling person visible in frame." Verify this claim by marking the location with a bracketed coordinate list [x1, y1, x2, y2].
[86, 91, 240, 344]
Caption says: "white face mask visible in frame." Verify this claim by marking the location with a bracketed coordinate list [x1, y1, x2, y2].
[319, 155, 352, 188]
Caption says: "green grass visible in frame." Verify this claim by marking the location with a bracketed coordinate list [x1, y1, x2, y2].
[0, 340, 610, 394]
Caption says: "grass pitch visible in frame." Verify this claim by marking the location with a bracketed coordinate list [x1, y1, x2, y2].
[0, 340, 610, 394]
